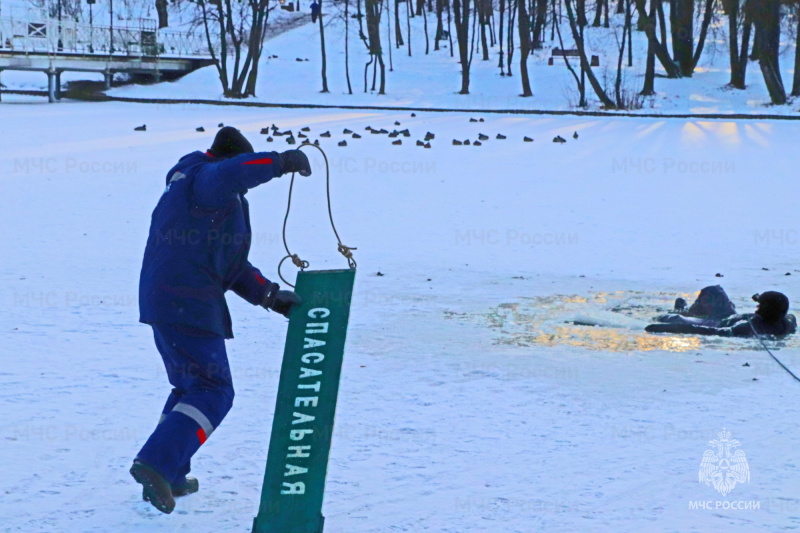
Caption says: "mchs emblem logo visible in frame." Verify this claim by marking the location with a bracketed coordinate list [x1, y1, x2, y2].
[699, 428, 750, 496]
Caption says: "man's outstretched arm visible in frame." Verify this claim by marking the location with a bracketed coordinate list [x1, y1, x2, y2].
[194, 152, 285, 207]
[194, 150, 311, 207]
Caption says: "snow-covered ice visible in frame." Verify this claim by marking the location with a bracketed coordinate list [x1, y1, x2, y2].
[1, 101, 799, 532]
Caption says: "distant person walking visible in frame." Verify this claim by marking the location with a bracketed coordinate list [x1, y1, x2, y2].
[310, 1, 320, 22]
[131, 127, 311, 514]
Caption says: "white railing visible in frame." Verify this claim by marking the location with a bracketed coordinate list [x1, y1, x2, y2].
[0, 13, 215, 58]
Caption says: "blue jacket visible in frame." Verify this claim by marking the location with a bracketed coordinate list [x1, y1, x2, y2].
[139, 150, 285, 338]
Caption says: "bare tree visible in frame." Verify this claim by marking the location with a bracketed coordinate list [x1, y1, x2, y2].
[669, 0, 693, 75]
[365, 0, 387, 93]
[532, 0, 548, 46]
[498, 0, 506, 73]
[395, 0, 404, 45]
[435, 0, 445, 50]
[564, 0, 617, 107]
[748, 0, 785, 104]
[633, 0, 681, 78]
[517, 0, 533, 95]
[198, 0, 273, 97]
[691, 0, 715, 71]
[342, 0, 354, 93]
[318, 0, 330, 92]
[793, 4, 800, 95]
[722, 0, 751, 88]
[156, 0, 168, 28]
[453, 0, 472, 92]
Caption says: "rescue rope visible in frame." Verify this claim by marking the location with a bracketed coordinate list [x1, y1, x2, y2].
[747, 317, 800, 384]
[277, 143, 357, 288]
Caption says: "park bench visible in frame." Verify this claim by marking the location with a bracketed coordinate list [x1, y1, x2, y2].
[548, 48, 600, 67]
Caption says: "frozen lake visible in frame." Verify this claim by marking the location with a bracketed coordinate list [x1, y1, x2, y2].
[1, 101, 799, 532]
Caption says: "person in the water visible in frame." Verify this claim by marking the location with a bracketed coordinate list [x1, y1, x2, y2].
[646, 291, 796, 338]
[654, 285, 737, 328]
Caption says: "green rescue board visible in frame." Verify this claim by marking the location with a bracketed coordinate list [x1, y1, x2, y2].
[252, 268, 356, 533]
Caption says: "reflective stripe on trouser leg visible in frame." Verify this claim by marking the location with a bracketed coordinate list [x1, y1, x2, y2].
[172, 402, 216, 444]
[159, 389, 184, 424]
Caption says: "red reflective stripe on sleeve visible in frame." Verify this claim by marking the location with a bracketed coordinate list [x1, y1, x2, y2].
[197, 428, 207, 445]
[243, 158, 273, 165]
[254, 272, 266, 285]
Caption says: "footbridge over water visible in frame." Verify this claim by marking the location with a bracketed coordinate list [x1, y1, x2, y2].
[0, 9, 215, 101]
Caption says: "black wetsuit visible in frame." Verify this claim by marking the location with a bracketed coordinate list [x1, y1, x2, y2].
[646, 313, 797, 337]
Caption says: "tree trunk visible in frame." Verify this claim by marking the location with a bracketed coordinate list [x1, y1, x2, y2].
[565, 0, 616, 107]
[423, 0, 430, 53]
[641, 0, 656, 94]
[626, 0, 632, 66]
[387, 0, 394, 69]
[670, 0, 693, 76]
[435, 0, 444, 49]
[200, 0, 228, 95]
[576, 0, 587, 27]
[724, 0, 745, 88]
[506, 0, 516, 75]
[345, 0, 353, 93]
[517, 0, 532, 95]
[750, 0, 785, 104]
[532, 0, 547, 48]
[318, 0, 329, 92]
[155, 0, 168, 28]
[244, 0, 270, 96]
[395, 0, 404, 46]
[498, 0, 506, 72]
[448, 0, 454, 57]
[478, 0, 490, 60]
[554, 0, 584, 100]
[365, 0, 386, 92]
[793, 6, 800, 95]
[691, 0, 714, 71]
[634, 0, 682, 78]
[453, 0, 471, 92]
[656, 0, 667, 50]
[614, 0, 628, 106]
[593, 0, 604, 27]
[407, 0, 413, 55]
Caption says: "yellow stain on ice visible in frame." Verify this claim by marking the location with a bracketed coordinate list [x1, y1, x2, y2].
[530, 326, 701, 352]
[680, 121, 706, 143]
[472, 290, 791, 353]
[679, 121, 743, 146]
[697, 121, 741, 146]
[634, 121, 666, 139]
[743, 123, 770, 148]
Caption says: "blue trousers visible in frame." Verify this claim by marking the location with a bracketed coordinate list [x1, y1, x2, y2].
[136, 323, 234, 485]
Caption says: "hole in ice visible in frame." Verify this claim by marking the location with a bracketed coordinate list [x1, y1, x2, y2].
[447, 291, 799, 353]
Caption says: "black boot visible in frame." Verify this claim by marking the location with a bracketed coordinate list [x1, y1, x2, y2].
[143, 476, 199, 501]
[130, 460, 176, 514]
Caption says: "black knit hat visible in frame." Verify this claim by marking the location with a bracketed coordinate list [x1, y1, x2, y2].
[755, 291, 790, 323]
[209, 126, 254, 158]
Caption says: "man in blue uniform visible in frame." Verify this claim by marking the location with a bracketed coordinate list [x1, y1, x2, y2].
[131, 127, 311, 514]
